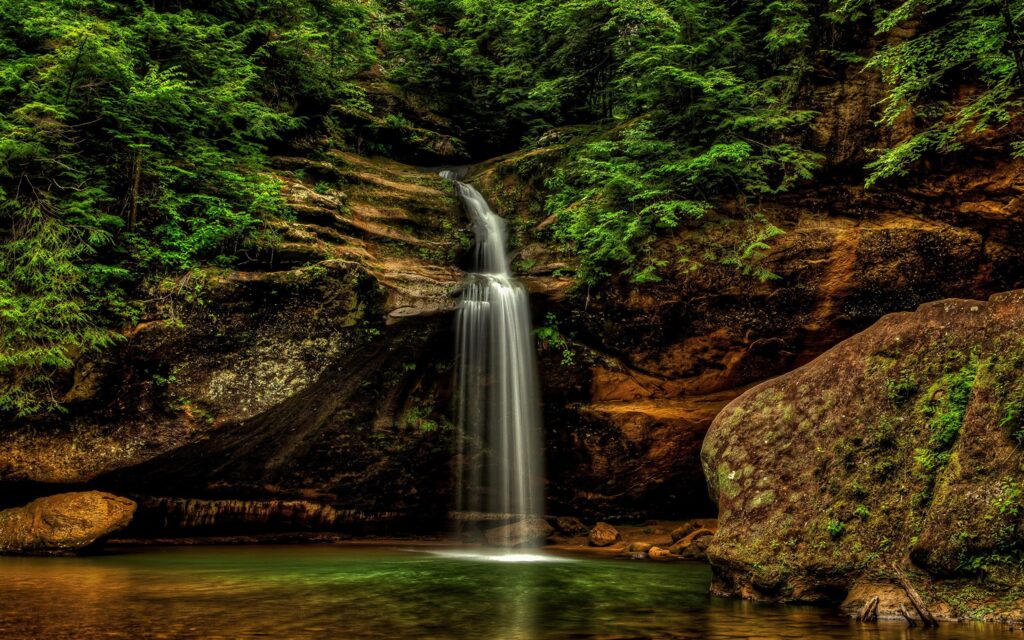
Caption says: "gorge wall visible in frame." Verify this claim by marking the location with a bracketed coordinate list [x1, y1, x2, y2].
[2, 33, 1023, 533]
[468, 54, 1024, 518]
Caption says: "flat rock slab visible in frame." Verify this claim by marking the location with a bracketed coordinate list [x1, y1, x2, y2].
[0, 491, 136, 555]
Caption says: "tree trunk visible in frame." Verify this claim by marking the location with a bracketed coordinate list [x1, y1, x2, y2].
[128, 145, 142, 232]
[892, 564, 938, 628]
[858, 596, 879, 623]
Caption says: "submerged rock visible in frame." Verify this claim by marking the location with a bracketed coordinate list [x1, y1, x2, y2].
[588, 522, 621, 547]
[0, 491, 136, 555]
[484, 518, 554, 548]
[702, 290, 1024, 621]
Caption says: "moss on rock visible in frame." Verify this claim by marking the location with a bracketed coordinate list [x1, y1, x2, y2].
[702, 290, 1024, 621]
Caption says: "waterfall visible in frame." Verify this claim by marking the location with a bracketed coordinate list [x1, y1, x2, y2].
[442, 170, 544, 548]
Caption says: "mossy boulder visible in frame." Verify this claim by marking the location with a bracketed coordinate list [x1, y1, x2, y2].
[702, 290, 1024, 621]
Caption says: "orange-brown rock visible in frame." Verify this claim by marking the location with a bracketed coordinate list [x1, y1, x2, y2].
[671, 522, 700, 542]
[0, 492, 136, 555]
[588, 522, 621, 547]
[702, 290, 1024, 622]
[468, 43, 1024, 522]
[1, 151, 464, 526]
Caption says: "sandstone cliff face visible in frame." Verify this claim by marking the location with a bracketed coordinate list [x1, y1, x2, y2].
[702, 291, 1024, 621]
[2, 40, 1024, 531]
[0, 150, 466, 523]
[467, 55, 1024, 519]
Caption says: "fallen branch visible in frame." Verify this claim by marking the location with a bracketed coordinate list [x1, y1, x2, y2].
[892, 564, 938, 628]
[858, 596, 879, 623]
[899, 603, 917, 627]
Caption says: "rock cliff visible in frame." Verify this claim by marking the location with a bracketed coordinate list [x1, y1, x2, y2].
[2, 43, 1023, 533]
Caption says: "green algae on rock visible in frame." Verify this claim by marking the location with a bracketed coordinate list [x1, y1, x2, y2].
[702, 290, 1024, 622]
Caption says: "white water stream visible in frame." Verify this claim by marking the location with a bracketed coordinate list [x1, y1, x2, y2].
[442, 171, 544, 549]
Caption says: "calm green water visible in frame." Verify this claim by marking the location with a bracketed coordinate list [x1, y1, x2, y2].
[0, 545, 1016, 639]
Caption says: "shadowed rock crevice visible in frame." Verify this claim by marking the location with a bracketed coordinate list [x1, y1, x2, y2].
[98, 319, 457, 530]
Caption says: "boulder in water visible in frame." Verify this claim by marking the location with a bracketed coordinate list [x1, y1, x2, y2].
[0, 491, 136, 555]
[648, 546, 673, 561]
[588, 522, 621, 547]
[484, 517, 554, 548]
[627, 541, 653, 553]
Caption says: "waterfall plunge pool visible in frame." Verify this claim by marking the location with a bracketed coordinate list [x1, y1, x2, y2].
[0, 544, 1018, 639]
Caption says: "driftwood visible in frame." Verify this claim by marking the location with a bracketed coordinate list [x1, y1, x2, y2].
[899, 603, 917, 627]
[858, 596, 880, 623]
[892, 565, 939, 628]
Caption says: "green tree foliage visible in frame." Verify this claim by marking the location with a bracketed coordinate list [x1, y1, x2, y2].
[0, 0, 374, 415]
[5, 0, 1022, 416]
[388, 0, 822, 283]
[834, 0, 1024, 186]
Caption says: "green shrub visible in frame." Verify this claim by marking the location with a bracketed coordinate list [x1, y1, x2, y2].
[827, 519, 846, 539]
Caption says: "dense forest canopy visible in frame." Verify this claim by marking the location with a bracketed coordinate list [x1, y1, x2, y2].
[1, 0, 1023, 415]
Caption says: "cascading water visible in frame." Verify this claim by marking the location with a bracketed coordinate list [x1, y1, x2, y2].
[442, 170, 544, 550]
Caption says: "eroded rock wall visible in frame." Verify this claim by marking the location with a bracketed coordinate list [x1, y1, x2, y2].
[467, 53, 1024, 519]
[0, 151, 467, 527]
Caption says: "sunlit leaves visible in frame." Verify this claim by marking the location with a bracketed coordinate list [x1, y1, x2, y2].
[841, 0, 1024, 186]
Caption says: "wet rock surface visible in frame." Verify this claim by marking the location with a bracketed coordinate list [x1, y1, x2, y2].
[484, 518, 555, 548]
[0, 152, 466, 526]
[2, 55, 1023, 533]
[466, 38, 1024, 519]
[588, 522, 621, 547]
[0, 491, 136, 555]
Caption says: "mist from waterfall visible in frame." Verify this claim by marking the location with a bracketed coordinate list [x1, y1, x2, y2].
[442, 170, 544, 548]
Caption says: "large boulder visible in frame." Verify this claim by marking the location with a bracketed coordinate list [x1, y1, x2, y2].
[0, 492, 136, 555]
[702, 291, 1024, 621]
[588, 522, 621, 547]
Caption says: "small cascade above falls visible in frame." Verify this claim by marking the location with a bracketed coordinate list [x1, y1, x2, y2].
[442, 170, 544, 549]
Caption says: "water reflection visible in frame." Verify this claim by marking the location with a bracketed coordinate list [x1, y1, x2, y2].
[0, 546, 1016, 640]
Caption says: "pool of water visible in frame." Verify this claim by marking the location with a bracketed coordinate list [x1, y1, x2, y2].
[0, 545, 1015, 639]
